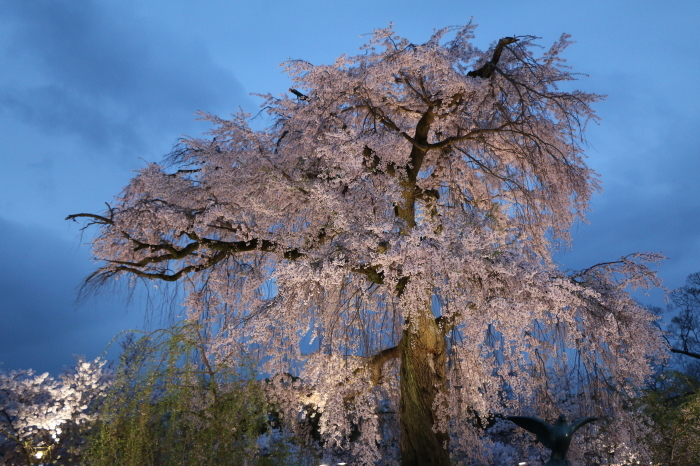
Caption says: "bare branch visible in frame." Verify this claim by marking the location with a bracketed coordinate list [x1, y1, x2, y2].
[467, 37, 519, 79]
[352, 345, 399, 385]
[289, 88, 309, 101]
[65, 212, 113, 225]
[366, 345, 399, 385]
[670, 348, 700, 360]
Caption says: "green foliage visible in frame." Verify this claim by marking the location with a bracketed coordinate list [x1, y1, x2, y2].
[83, 322, 296, 466]
[637, 371, 700, 465]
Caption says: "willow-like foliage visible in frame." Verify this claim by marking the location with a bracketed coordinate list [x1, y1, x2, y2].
[84, 323, 311, 466]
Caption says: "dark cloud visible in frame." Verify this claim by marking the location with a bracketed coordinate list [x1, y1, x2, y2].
[0, 0, 250, 156]
[0, 218, 145, 374]
[557, 99, 700, 295]
[0, 84, 142, 151]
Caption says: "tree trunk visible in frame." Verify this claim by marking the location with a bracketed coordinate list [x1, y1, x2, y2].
[399, 308, 450, 466]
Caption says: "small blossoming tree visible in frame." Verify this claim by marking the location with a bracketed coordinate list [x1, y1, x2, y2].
[0, 358, 112, 464]
[69, 24, 665, 465]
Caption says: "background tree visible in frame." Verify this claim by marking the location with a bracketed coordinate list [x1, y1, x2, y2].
[666, 272, 700, 363]
[69, 24, 666, 465]
[635, 271, 700, 465]
[636, 370, 700, 466]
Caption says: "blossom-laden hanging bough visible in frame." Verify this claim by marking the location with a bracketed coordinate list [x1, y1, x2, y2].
[68, 24, 666, 465]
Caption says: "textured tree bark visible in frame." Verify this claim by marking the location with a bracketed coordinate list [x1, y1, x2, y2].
[399, 308, 450, 466]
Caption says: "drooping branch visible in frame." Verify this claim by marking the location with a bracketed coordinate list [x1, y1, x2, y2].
[65, 212, 114, 228]
[71, 213, 310, 284]
[87, 250, 230, 283]
[74, 205, 400, 291]
[98, 237, 304, 280]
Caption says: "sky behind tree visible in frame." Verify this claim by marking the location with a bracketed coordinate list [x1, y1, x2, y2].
[1, 0, 698, 374]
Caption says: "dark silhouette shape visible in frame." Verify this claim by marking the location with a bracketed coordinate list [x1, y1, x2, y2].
[507, 414, 598, 466]
[289, 88, 309, 100]
[467, 36, 519, 79]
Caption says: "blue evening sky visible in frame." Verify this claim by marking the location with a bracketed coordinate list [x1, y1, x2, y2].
[1, 0, 698, 374]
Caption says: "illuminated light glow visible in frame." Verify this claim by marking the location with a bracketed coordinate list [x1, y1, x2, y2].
[0, 358, 112, 460]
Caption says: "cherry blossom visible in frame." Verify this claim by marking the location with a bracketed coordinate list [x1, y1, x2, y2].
[0, 358, 112, 464]
[70, 24, 666, 465]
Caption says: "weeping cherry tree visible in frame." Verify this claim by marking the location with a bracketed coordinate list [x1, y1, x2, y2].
[69, 25, 666, 465]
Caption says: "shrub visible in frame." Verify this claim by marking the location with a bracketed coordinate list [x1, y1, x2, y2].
[84, 322, 306, 465]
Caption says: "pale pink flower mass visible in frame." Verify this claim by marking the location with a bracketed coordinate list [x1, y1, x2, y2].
[69, 24, 667, 464]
